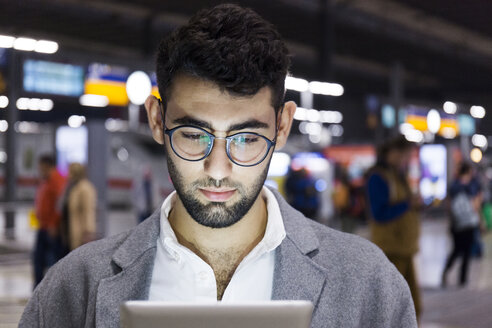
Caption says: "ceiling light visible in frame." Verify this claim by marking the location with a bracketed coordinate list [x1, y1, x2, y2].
[79, 94, 109, 107]
[2, 35, 58, 53]
[0, 150, 6, 163]
[35, 40, 58, 54]
[320, 110, 343, 124]
[404, 129, 424, 143]
[16, 98, 29, 110]
[470, 105, 485, 119]
[15, 97, 53, 111]
[68, 115, 86, 128]
[309, 81, 344, 96]
[39, 99, 54, 111]
[443, 101, 457, 114]
[470, 148, 482, 163]
[294, 107, 307, 121]
[28, 98, 41, 111]
[0, 96, 8, 108]
[0, 35, 15, 48]
[126, 71, 152, 105]
[399, 123, 413, 135]
[285, 76, 309, 92]
[13, 37, 37, 51]
[427, 109, 441, 134]
[0, 120, 8, 132]
[471, 134, 488, 149]
[306, 109, 320, 122]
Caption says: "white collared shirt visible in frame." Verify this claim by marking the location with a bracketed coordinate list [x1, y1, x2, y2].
[148, 187, 286, 302]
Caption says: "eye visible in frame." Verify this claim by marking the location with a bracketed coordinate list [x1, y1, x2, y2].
[182, 132, 206, 140]
[233, 134, 260, 145]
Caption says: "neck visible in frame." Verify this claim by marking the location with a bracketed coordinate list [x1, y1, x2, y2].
[168, 191, 268, 265]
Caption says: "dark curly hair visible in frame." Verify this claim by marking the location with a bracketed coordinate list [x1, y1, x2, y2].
[458, 162, 472, 177]
[156, 3, 290, 113]
[38, 154, 55, 167]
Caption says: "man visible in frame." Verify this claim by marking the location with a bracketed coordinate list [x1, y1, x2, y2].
[32, 154, 66, 287]
[20, 4, 417, 327]
[365, 137, 421, 319]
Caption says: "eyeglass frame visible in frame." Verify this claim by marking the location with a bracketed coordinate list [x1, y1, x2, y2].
[158, 98, 283, 167]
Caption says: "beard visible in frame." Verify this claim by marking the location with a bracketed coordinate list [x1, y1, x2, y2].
[166, 155, 270, 229]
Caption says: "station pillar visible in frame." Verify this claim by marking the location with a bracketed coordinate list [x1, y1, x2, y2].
[390, 61, 404, 137]
[4, 50, 20, 239]
[87, 120, 108, 238]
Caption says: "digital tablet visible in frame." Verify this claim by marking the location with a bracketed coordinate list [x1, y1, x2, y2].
[120, 300, 313, 328]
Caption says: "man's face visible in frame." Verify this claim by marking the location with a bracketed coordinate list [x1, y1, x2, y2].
[161, 75, 281, 228]
[166, 152, 269, 228]
[460, 171, 473, 184]
[397, 149, 412, 170]
[38, 162, 50, 180]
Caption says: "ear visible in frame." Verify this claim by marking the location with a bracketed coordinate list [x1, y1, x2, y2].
[145, 95, 164, 145]
[275, 101, 296, 150]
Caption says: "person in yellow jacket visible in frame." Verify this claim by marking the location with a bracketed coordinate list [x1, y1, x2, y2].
[365, 137, 421, 319]
[60, 163, 97, 252]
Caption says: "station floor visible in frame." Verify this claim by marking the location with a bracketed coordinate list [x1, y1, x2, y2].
[0, 206, 491, 327]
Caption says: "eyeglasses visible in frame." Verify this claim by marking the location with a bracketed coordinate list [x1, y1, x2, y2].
[163, 125, 276, 167]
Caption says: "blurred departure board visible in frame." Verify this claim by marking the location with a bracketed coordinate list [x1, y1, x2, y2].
[23, 59, 84, 97]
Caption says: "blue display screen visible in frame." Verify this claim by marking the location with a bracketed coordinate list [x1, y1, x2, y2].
[23, 59, 84, 97]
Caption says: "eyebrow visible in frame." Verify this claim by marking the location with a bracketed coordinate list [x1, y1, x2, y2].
[172, 116, 270, 132]
[228, 119, 270, 131]
[172, 116, 212, 130]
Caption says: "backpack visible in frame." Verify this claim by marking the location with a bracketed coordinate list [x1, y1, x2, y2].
[450, 192, 480, 231]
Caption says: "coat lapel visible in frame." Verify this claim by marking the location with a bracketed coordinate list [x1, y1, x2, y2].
[270, 188, 326, 308]
[95, 210, 161, 328]
[272, 239, 326, 304]
[95, 251, 155, 328]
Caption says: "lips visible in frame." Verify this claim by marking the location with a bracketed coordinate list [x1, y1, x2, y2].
[199, 188, 236, 202]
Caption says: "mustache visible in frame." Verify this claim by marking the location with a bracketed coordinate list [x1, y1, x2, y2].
[192, 178, 241, 189]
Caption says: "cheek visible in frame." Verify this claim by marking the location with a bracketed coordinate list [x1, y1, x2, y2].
[235, 162, 269, 185]
[170, 157, 201, 180]
[183, 164, 203, 181]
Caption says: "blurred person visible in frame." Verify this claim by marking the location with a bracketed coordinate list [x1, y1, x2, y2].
[441, 163, 481, 287]
[134, 166, 155, 223]
[20, 4, 417, 328]
[332, 165, 357, 233]
[59, 163, 97, 254]
[285, 167, 319, 219]
[469, 173, 484, 258]
[365, 136, 421, 319]
[33, 154, 66, 288]
[482, 174, 492, 230]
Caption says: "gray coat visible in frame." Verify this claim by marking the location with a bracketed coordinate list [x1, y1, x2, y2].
[20, 189, 417, 328]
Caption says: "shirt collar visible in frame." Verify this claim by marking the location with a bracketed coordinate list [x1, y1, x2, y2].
[158, 186, 286, 261]
[256, 186, 286, 253]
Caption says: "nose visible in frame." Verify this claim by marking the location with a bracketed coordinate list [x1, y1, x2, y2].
[203, 138, 233, 181]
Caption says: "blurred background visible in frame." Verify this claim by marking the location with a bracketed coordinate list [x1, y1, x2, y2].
[0, 0, 491, 327]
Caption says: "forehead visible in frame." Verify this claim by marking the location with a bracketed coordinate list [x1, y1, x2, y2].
[166, 75, 276, 129]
